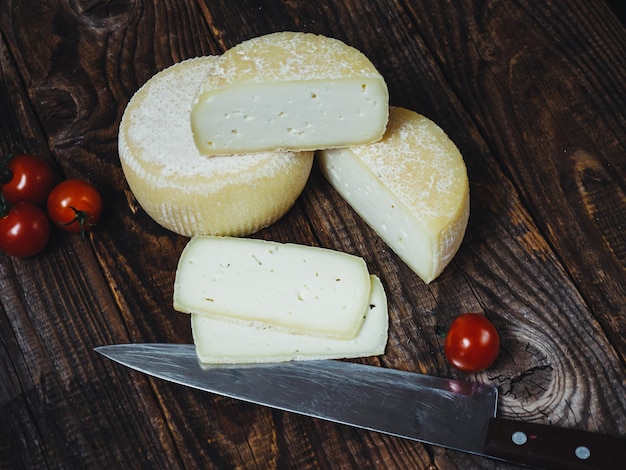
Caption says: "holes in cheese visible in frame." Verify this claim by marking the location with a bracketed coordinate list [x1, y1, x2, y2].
[118, 56, 314, 237]
[173, 236, 372, 340]
[191, 32, 389, 156]
[317, 107, 470, 284]
[191, 275, 388, 364]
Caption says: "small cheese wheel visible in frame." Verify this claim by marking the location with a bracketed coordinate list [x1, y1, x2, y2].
[173, 236, 372, 340]
[191, 32, 389, 155]
[191, 275, 388, 364]
[118, 56, 314, 237]
[318, 107, 469, 283]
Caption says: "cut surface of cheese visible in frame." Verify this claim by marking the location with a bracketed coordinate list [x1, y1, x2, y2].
[118, 56, 314, 237]
[191, 275, 388, 364]
[191, 32, 389, 155]
[317, 107, 469, 283]
[173, 236, 371, 340]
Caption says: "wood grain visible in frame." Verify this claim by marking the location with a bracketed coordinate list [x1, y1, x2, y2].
[1, 1, 625, 469]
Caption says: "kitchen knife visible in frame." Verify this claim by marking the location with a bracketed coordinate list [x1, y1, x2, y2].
[95, 343, 624, 469]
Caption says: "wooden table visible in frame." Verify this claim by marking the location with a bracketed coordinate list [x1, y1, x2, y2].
[1, 1, 625, 468]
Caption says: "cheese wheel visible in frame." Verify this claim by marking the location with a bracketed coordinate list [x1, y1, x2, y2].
[191, 275, 388, 364]
[191, 32, 389, 156]
[173, 236, 372, 340]
[318, 107, 469, 283]
[118, 56, 314, 237]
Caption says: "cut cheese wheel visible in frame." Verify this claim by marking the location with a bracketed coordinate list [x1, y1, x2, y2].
[191, 275, 388, 364]
[173, 236, 371, 340]
[317, 107, 469, 283]
[191, 32, 389, 156]
[118, 56, 314, 237]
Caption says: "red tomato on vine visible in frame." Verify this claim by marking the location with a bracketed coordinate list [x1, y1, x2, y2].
[0, 153, 55, 205]
[0, 200, 50, 257]
[47, 179, 102, 236]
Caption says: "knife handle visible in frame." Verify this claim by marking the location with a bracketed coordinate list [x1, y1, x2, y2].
[484, 417, 626, 469]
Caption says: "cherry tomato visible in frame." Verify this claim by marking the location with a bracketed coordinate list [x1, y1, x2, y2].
[0, 154, 55, 205]
[47, 179, 102, 235]
[444, 313, 500, 372]
[0, 201, 50, 257]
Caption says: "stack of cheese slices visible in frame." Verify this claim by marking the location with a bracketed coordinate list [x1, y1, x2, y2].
[119, 31, 469, 363]
[174, 236, 388, 363]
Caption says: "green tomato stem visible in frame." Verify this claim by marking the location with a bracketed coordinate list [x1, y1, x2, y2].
[0, 153, 14, 183]
[58, 206, 91, 239]
[0, 193, 10, 218]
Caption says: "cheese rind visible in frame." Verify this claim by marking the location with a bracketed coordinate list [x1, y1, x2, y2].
[118, 56, 314, 237]
[173, 236, 372, 340]
[191, 32, 389, 155]
[191, 275, 388, 363]
[317, 107, 469, 283]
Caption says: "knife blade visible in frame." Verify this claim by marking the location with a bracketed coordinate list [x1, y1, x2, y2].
[95, 343, 624, 469]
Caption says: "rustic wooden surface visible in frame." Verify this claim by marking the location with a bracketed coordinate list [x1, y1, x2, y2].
[1, 1, 625, 468]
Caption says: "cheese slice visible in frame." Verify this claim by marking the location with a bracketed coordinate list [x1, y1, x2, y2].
[317, 107, 469, 283]
[191, 32, 389, 155]
[191, 275, 387, 363]
[173, 236, 372, 340]
[118, 56, 314, 237]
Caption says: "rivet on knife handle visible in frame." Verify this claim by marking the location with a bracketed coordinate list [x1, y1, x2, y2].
[484, 417, 625, 469]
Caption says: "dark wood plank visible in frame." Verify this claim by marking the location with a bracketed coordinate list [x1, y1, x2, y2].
[0, 33, 187, 469]
[0, 1, 624, 469]
[399, 0, 626, 362]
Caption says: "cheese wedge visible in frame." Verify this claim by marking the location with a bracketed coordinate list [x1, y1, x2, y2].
[317, 107, 469, 283]
[191, 32, 389, 155]
[191, 275, 387, 363]
[173, 236, 372, 340]
[118, 56, 314, 237]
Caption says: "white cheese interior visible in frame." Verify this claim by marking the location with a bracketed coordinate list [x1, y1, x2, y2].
[320, 147, 435, 279]
[173, 236, 372, 340]
[191, 32, 388, 155]
[191, 78, 387, 154]
[317, 107, 469, 283]
[191, 275, 388, 364]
